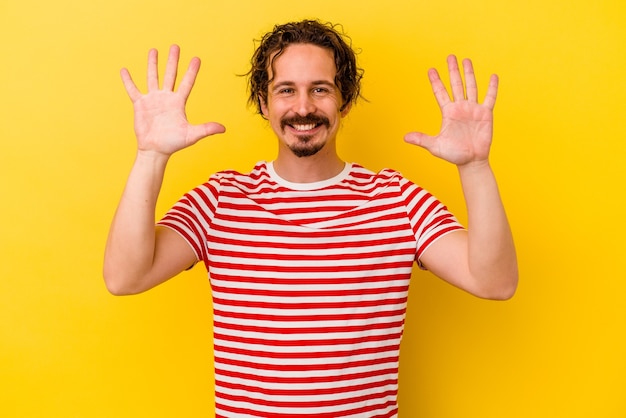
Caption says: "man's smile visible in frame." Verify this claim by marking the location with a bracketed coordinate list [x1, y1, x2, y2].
[281, 114, 330, 134]
[292, 123, 318, 131]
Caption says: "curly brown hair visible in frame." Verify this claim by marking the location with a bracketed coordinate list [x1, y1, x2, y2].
[247, 19, 364, 116]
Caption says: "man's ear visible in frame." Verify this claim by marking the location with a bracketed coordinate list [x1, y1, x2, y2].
[259, 95, 269, 118]
[340, 102, 352, 118]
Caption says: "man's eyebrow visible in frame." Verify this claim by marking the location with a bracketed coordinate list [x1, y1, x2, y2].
[311, 80, 337, 89]
[311, 80, 336, 86]
[271, 80, 337, 89]
[271, 81, 295, 89]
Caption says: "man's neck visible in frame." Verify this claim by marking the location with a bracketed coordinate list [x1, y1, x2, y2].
[272, 151, 345, 183]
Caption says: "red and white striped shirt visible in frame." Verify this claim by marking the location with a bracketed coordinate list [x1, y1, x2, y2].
[158, 161, 463, 418]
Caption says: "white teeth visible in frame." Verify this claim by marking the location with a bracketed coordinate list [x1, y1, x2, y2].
[293, 124, 316, 131]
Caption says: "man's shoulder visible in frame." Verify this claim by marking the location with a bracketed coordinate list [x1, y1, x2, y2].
[208, 161, 272, 185]
[348, 163, 405, 185]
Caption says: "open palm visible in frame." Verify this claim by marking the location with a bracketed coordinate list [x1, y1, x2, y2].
[121, 45, 225, 157]
[405, 55, 498, 166]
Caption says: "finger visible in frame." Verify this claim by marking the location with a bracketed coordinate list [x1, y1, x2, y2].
[447, 55, 465, 101]
[483, 74, 499, 110]
[427, 68, 451, 109]
[403, 131, 437, 154]
[187, 122, 227, 144]
[162, 45, 180, 91]
[147, 48, 159, 91]
[463, 58, 478, 102]
[120, 68, 142, 102]
[177, 56, 201, 99]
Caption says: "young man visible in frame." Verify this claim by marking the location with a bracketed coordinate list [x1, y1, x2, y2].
[104, 19, 517, 418]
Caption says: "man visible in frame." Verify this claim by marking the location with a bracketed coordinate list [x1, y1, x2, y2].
[104, 19, 517, 418]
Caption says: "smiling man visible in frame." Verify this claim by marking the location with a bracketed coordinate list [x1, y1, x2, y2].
[104, 19, 518, 418]
[261, 43, 346, 161]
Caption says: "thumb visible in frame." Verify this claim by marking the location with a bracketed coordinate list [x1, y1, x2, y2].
[187, 122, 227, 144]
[404, 131, 437, 153]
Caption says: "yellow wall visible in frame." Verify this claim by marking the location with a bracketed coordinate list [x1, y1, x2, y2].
[1, 0, 625, 416]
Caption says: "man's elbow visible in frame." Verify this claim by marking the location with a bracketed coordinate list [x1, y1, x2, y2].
[103, 277, 135, 296]
[104, 280, 135, 296]
[478, 271, 519, 301]
[484, 284, 517, 301]
[102, 266, 143, 296]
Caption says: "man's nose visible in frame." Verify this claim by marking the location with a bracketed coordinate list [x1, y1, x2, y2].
[292, 92, 316, 116]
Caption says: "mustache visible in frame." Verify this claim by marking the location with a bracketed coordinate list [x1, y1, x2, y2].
[280, 114, 330, 130]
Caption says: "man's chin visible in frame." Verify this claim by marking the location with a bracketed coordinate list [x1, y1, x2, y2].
[289, 141, 324, 158]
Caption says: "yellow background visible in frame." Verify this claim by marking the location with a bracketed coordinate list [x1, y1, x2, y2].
[1, 0, 625, 416]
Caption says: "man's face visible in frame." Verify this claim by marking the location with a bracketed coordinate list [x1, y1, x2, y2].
[260, 43, 350, 158]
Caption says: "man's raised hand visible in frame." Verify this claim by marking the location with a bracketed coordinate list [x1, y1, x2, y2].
[121, 45, 225, 157]
[404, 55, 498, 167]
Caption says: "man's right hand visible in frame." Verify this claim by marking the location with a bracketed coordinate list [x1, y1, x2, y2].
[120, 45, 226, 157]
[104, 45, 223, 295]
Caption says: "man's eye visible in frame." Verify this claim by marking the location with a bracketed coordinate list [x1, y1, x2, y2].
[278, 88, 294, 94]
[313, 88, 328, 94]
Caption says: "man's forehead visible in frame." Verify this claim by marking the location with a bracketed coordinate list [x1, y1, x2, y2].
[269, 44, 335, 69]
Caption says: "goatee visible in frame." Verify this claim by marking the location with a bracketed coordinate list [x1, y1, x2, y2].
[289, 139, 324, 157]
[281, 113, 330, 158]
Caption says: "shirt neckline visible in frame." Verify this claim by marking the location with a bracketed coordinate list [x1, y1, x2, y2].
[266, 161, 352, 191]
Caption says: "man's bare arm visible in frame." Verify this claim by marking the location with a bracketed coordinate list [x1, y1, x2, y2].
[419, 163, 518, 300]
[103, 45, 225, 295]
[405, 55, 518, 300]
